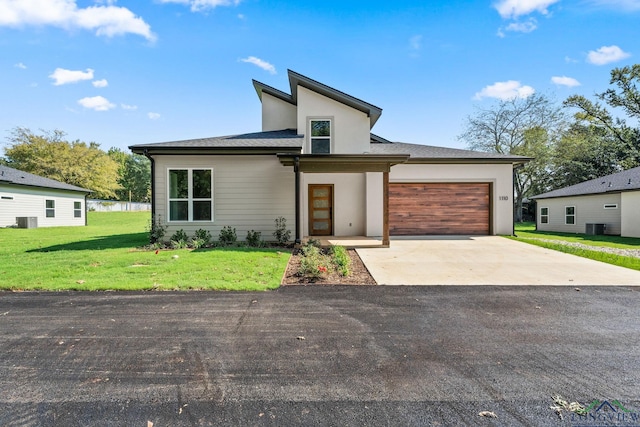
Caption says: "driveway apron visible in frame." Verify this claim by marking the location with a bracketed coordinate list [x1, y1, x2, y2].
[356, 236, 640, 286]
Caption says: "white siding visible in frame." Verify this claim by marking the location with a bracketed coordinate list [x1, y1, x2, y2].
[536, 193, 622, 235]
[389, 163, 515, 235]
[153, 155, 295, 241]
[621, 191, 640, 238]
[262, 93, 297, 131]
[296, 86, 371, 154]
[0, 184, 86, 227]
[302, 173, 366, 237]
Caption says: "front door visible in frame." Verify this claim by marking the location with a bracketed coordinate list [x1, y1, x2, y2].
[309, 184, 333, 236]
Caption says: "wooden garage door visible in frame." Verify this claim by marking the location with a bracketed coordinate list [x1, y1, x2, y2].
[390, 183, 490, 235]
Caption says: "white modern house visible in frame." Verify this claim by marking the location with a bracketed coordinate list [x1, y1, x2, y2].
[0, 165, 90, 228]
[532, 166, 640, 238]
[130, 70, 528, 245]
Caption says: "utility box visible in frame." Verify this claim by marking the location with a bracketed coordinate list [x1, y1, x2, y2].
[585, 223, 605, 235]
[16, 217, 38, 229]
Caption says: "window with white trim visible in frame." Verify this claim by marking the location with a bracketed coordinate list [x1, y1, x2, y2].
[74, 201, 82, 218]
[310, 119, 331, 154]
[565, 206, 575, 225]
[540, 207, 549, 224]
[46, 199, 55, 218]
[168, 169, 213, 222]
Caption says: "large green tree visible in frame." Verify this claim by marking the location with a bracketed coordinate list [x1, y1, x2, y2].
[108, 148, 151, 202]
[559, 64, 640, 184]
[3, 127, 120, 199]
[458, 93, 566, 221]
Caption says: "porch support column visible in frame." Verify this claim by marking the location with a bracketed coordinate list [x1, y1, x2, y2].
[294, 156, 301, 245]
[383, 170, 390, 246]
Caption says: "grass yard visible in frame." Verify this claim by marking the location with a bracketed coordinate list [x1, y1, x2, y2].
[511, 222, 640, 271]
[0, 212, 290, 291]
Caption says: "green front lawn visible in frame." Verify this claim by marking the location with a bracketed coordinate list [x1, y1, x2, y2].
[510, 222, 640, 271]
[0, 212, 290, 291]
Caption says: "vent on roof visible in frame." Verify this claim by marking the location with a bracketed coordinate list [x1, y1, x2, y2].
[629, 179, 632, 185]
[608, 182, 612, 187]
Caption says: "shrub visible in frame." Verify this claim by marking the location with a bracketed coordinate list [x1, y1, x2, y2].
[219, 226, 237, 246]
[148, 216, 167, 244]
[273, 216, 291, 246]
[192, 228, 212, 247]
[330, 245, 351, 277]
[170, 229, 189, 249]
[246, 230, 263, 247]
[299, 243, 331, 279]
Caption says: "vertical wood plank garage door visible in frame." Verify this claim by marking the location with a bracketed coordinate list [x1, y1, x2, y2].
[390, 183, 490, 235]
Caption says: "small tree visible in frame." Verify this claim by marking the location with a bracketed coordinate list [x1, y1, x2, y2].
[273, 217, 291, 245]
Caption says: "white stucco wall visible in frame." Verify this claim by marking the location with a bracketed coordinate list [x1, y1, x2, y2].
[389, 163, 515, 235]
[302, 173, 366, 237]
[536, 193, 622, 235]
[296, 86, 370, 154]
[620, 191, 640, 237]
[153, 155, 295, 241]
[0, 184, 86, 227]
[261, 93, 297, 132]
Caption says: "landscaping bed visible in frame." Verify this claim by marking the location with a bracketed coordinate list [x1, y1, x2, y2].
[282, 248, 376, 285]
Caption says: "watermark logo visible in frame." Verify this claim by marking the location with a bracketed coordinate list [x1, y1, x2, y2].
[571, 399, 640, 426]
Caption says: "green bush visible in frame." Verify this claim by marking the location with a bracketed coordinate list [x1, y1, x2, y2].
[148, 216, 167, 244]
[299, 243, 331, 279]
[246, 230, 263, 247]
[193, 228, 212, 246]
[273, 216, 291, 245]
[219, 226, 237, 246]
[170, 229, 189, 249]
[330, 245, 351, 277]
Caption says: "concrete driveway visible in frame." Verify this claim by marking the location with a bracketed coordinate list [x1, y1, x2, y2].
[357, 236, 640, 286]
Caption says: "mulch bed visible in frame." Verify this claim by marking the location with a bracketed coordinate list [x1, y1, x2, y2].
[282, 249, 377, 285]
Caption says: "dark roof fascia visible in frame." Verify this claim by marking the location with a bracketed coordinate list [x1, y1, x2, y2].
[405, 157, 531, 165]
[287, 70, 383, 128]
[0, 180, 91, 194]
[131, 146, 302, 156]
[252, 80, 296, 106]
[531, 189, 637, 200]
[277, 153, 409, 173]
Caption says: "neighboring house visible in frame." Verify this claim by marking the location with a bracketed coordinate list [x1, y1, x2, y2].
[0, 165, 90, 228]
[130, 70, 528, 245]
[531, 166, 640, 238]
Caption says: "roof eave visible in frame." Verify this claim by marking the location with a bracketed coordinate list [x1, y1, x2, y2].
[130, 146, 303, 155]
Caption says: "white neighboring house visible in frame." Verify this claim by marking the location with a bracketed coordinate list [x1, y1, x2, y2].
[532, 166, 640, 238]
[0, 165, 91, 228]
[130, 70, 529, 245]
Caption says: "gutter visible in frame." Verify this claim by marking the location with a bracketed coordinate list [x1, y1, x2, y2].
[143, 149, 155, 223]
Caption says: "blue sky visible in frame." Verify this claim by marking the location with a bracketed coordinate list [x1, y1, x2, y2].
[1, 0, 639, 153]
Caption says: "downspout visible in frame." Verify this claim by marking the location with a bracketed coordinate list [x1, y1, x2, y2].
[294, 156, 301, 245]
[512, 163, 524, 236]
[143, 149, 156, 221]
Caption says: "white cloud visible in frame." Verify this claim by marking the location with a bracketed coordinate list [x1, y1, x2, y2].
[92, 79, 108, 88]
[551, 76, 581, 87]
[49, 68, 94, 85]
[240, 56, 276, 74]
[15, 62, 27, 69]
[0, 0, 155, 41]
[474, 80, 535, 100]
[587, 45, 631, 65]
[493, 0, 559, 19]
[121, 103, 138, 110]
[78, 95, 115, 111]
[158, 0, 240, 12]
[504, 18, 537, 33]
[148, 112, 161, 120]
[409, 35, 422, 51]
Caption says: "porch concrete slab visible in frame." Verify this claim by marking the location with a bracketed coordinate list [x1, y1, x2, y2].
[356, 236, 640, 286]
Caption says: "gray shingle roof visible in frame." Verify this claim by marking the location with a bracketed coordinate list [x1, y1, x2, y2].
[129, 129, 303, 152]
[370, 141, 530, 161]
[532, 166, 640, 199]
[0, 165, 91, 193]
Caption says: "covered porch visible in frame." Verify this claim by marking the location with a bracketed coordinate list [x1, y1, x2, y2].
[277, 154, 409, 246]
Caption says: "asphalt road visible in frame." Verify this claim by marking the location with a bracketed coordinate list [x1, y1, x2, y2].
[1, 286, 639, 426]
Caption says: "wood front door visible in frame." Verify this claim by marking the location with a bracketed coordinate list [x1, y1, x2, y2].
[309, 184, 333, 236]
